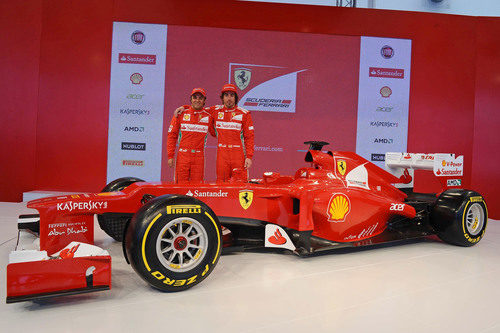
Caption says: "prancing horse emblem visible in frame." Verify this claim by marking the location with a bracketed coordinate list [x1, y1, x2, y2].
[234, 68, 251, 90]
[337, 160, 347, 176]
[239, 190, 254, 210]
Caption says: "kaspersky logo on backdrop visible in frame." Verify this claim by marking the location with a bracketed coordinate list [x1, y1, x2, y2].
[228, 63, 307, 113]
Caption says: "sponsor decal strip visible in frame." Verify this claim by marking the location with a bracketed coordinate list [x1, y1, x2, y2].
[216, 121, 242, 131]
[57, 201, 107, 211]
[119, 53, 157, 65]
[369, 67, 404, 79]
[166, 205, 202, 214]
[180, 124, 209, 133]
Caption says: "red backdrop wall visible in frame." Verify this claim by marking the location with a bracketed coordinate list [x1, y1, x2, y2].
[0, 0, 41, 202]
[472, 18, 500, 219]
[1, 1, 499, 217]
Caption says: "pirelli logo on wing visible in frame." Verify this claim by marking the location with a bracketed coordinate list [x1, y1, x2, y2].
[166, 205, 202, 214]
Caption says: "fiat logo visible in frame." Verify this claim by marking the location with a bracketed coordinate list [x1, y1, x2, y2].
[131, 30, 145, 45]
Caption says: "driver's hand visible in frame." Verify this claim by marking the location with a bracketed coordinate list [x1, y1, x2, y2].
[168, 158, 174, 167]
[244, 158, 252, 169]
[174, 107, 184, 117]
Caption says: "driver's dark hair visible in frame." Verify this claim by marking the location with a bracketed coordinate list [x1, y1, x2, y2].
[220, 91, 239, 105]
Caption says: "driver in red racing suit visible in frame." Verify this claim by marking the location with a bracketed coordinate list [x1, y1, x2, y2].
[211, 84, 254, 182]
[167, 88, 215, 183]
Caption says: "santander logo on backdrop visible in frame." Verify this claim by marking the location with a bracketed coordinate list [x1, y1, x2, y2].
[369, 67, 404, 79]
[119, 53, 156, 65]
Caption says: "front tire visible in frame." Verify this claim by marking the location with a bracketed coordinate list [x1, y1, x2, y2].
[125, 195, 222, 292]
[431, 189, 488, 246]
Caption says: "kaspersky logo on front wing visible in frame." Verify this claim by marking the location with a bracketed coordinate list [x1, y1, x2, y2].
[57, 201, 107, 212]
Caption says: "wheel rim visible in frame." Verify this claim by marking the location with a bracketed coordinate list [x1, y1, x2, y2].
[466, 203, 485, 236]
[156, 217, 208, 272]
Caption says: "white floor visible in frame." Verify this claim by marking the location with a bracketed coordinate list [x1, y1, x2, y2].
[1, 201, 500, 333]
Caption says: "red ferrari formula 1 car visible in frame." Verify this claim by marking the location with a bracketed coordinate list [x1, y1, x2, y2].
[6, 141, 488, 303]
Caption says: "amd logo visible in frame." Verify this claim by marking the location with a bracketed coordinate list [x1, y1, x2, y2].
[124, 126, 144, 132]
[373, 138, 394, 144]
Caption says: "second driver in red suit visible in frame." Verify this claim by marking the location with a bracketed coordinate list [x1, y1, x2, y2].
[212, 84, 254, 182]
[167, 88, 215, 183]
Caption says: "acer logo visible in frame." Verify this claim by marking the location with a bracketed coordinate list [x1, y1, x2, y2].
[127, 94, 144, 100]
[390, 203, 405, 211]
[376, 106, 393, 112]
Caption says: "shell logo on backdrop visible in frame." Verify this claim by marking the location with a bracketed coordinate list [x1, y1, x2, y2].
[327, 193, 351, 222]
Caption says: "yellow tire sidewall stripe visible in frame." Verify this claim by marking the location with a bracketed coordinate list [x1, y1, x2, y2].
[204, 212, 221, 264]
[142, 213, 163, 272]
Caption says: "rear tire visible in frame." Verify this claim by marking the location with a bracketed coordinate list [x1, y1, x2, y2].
[125, 195, 222, 292]
[97, 177, 144, 241]
[431, 189, 488, 246]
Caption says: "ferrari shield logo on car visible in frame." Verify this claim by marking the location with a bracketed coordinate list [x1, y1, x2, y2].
[337, 160, 347, 176]
[234, 68, 251, 90]
[239, 190, 253, 210]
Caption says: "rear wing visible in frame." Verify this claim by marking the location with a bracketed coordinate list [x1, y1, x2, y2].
[384, 152, 464, 190]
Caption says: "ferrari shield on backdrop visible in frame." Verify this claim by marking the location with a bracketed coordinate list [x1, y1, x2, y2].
[107, 22, 167, 183]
